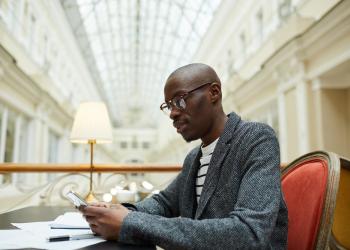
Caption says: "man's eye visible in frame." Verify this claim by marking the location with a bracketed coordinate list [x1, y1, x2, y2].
[174, 98, 182, 107]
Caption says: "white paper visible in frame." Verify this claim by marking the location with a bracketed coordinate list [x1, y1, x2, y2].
[9, 220, 105, 250]
[13, 221, 91, 237]
[0, 230, 37, 249]
[49, 212, 90, 229]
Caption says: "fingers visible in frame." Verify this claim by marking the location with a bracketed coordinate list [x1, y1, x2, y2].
[89, 202, 110, 208]
[80, 205, 106, 216]
[85, 216, 99, 231]
[89, 223, 100, 235]
[85, 215, 95, 222]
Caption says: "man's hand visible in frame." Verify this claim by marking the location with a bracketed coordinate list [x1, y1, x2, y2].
[87, 201, 111, 208]
[80, 204, 130, 240]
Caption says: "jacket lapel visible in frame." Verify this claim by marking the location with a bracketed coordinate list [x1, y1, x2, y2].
[194, 113, 240, 219]
[194, 140, 231, 219]
[182, 148, 201, 218]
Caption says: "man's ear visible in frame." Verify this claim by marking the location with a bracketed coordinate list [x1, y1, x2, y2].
[209, 82, 221, 103]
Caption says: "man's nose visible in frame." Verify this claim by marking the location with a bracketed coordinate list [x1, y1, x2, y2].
[169, 106, 181, 120]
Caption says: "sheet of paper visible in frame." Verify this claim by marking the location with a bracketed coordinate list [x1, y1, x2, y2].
[10, 221, 105, 250]
[0, 230, 38, 249]
[13, 221, 91, 237]
[50, 212, 90, 229]
[0, 229, 105, 250]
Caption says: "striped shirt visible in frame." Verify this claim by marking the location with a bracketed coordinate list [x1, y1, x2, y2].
[196, 138, 219, 203]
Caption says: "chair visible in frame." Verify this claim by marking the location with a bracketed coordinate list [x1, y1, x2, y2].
[281, 151, 340, 250]
[329, 157, 350, 250]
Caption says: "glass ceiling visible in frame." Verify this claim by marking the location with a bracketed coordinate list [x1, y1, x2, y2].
[61, 0, 221, 128]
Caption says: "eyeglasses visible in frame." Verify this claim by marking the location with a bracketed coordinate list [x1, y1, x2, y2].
[160, 82, 212, 116]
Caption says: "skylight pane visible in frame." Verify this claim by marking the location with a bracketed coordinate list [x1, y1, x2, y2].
[66, 0, 222, 127]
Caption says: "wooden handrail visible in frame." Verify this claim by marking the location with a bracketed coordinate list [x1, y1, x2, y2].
[0, 163, 288, 173]
[0, 164, 182, 173]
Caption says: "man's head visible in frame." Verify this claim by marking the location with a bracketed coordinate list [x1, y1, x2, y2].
[161, 63, 225, 145]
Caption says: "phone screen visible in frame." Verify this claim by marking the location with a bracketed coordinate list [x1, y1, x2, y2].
[66, 190, 88, 208]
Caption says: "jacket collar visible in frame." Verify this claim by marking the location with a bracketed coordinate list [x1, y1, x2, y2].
[182, 148, 201, 218]
[194, 112, 241, 218]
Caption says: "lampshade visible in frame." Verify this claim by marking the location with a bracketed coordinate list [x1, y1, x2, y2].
[70, 102, 113, 144]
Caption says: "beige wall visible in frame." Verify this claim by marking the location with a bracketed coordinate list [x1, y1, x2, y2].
[306, 30, 350, 78]
[319, 88, 350, 158]
[238, 82, 277, 117]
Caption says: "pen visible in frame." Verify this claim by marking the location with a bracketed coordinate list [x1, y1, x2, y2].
[47, 233, 96, 242]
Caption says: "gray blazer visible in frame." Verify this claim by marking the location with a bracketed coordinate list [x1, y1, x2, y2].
[119, 112, 288, 249]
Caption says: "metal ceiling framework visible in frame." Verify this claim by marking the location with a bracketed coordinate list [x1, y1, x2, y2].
[61, 0, 221, 128]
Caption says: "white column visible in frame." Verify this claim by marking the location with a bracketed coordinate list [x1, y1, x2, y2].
[0, 107, 8, 163]
[27, 117, 42, 162]
[296, 80, 310, 155]
[12, 115, 22, 184]
[12, 115, 22, 162]
[59, 128, 72, 163]
[278, 89, 288, 162]
[41, 121, 48, 163]
[35, 117, 48, 185]
[24, 115, 41, 185]
[0, 107, 8, 183]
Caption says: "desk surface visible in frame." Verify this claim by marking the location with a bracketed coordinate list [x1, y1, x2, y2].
[0, 206, 155, 250]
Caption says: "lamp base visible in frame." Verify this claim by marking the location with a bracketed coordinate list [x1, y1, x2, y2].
[85, 191, 98, 203]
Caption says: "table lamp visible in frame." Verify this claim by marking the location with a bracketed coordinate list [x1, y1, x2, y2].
[70, 102, 113, 202]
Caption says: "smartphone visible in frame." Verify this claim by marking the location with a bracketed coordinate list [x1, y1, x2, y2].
[66, 190, 88, 208]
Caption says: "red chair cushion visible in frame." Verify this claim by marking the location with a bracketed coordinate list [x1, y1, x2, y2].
[282, 159, 328, 250]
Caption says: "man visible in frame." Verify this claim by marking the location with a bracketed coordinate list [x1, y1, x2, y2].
[81, 63, 288, 249]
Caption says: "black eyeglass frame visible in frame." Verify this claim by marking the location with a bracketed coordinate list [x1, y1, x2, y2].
[160, 82, 213, 114]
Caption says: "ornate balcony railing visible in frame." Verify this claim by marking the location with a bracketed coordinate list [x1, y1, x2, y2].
[0, 163, 287, 213]
[0, 163, 182, 213]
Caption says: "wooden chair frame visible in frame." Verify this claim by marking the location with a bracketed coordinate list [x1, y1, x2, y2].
[281, 151, 340, 249]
